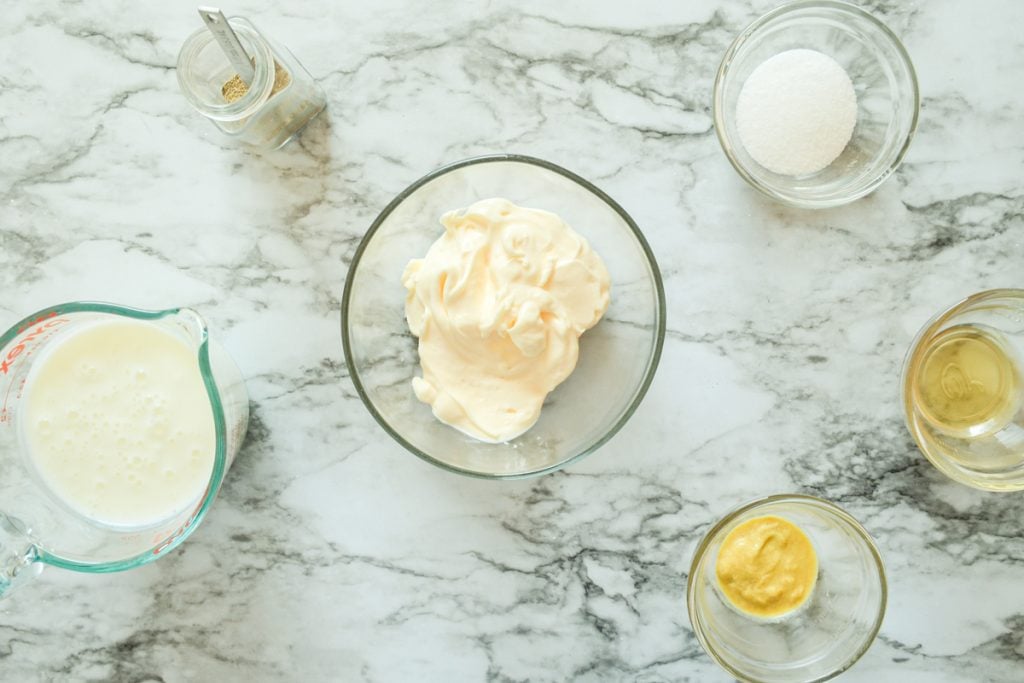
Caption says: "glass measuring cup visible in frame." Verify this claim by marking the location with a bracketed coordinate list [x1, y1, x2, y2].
[0, 303, 248, 596]
[901, 289, 1024, 491]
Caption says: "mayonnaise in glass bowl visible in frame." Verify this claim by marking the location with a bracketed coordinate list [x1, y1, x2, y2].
[341, 154, 665, 478]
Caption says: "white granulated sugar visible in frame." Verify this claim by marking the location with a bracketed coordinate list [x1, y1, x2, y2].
[736, 48, 858, 177]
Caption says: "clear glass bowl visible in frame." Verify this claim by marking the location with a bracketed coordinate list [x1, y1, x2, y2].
[687, 495, 887, 683]
[341, 154, 666, 478]
[901, 289, 1024, 492]
[713, 0, 919, 208]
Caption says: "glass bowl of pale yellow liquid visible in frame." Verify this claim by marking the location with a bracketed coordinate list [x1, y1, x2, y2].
[687, 495, 886, 683]
[341, 154, 665, 478]
[902, 289, 1024, 491]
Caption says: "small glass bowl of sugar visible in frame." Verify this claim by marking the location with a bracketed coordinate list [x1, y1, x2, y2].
[713, 0, 919, 209]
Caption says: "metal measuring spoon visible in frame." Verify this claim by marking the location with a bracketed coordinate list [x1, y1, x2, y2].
[197, 6, 255, 85]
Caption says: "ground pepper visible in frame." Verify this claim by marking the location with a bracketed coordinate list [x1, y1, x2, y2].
[222, 61, 291, 103]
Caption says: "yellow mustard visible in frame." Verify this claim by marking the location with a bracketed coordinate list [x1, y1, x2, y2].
[715, 515, 818, 618]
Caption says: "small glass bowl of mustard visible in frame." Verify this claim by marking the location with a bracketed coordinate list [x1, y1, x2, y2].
[687, 494, 886, 683]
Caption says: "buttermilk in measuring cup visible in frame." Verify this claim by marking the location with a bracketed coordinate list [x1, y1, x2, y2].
[20, 319, 216, 528]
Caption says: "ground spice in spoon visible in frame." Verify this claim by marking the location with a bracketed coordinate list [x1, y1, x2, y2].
[222, 61, 292, 103]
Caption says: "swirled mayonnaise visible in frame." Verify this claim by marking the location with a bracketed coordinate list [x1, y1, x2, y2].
[402, 198, 610, 442]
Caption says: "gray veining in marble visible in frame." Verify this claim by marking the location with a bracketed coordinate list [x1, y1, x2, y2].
[1, 0, 1023, 681]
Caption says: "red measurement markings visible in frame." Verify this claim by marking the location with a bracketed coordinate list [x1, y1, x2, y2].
[152, 505, 202, 555]
[1, 315, 67, 376]
[0, 316, 70, 422]
[15, 310, 58, 334]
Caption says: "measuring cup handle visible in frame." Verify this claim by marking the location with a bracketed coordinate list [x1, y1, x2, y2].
[0, 515, 42, 598]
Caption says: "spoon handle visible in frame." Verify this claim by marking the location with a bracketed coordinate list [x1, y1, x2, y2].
[197, 7, 256, 85]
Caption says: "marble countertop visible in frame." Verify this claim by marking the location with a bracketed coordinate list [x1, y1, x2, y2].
[2, 0, 1023, 680]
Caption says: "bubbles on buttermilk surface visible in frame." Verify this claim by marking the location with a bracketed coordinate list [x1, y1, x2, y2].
[34, 415, 53, 436]
[147, 419, 168, 439]
[169, 427, 185, 445]
[124, 470, 143, 489]
[75, 361, 100, 382]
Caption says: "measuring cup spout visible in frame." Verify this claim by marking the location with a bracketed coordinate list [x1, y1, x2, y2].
[170, 307, 210, 349]
[0, 514, 42, 598]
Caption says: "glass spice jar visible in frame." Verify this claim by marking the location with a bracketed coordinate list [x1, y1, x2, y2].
[176, 17, 326, 150]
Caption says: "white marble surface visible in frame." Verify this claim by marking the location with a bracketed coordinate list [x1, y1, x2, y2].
[1, 0, 1023, 680]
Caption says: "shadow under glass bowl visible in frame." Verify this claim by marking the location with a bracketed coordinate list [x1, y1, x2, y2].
[713, 0, 920, 208]
[341, 154, 666, 479]
[687, 494, 887, 683]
